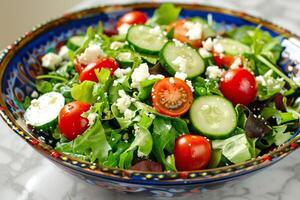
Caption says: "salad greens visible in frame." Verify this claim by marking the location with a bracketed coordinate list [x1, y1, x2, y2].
[23, 3, 300, 172]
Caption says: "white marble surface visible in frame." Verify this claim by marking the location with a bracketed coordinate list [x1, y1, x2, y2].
[1, 0, 300, 199]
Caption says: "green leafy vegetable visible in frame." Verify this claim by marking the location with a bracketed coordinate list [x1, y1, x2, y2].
[71, 81, 97, 104]
[193, 77, 222, 97]
[148, 3, 181, 25]
[36, 80, 53, 94]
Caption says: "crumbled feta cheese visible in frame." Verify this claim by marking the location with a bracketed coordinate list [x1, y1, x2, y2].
[116, 90, 132, 113]
[41, 52, 62, 69]
[183, 21, 202, 40]
[124, 109, 135, 120]
[172, 56, 187, 72]
[87, 112, 98, 126]
[230, 57, 242, 69]
[149, 74, 165, 80]
[186, 80, 194, 92]
[31, 91, 38, 98]
[173, 39, 184, 47]
[149, 26, 162, 36]
[118, 23, 131, 35]
[169, 77, 175, 84]
[110, 41, 124, 50]
[214, 43, 224, 53]
[199, 48, 212, 58]
[206, 66, 224, 79]
[77, 44, 105, 65]
[175, 72, 187, 80]
[117, 52, 132, 61]
[114, 67, 131, 78]
[202, 38, 214, 51]
[256, 76, 267, 86]
[58, 46, 69, 60]
[131, 63, 150, 89]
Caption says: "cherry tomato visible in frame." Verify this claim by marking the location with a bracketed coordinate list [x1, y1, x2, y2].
[213, 52, 243, 68]
[167, 19, 203, 48]
[174, 134, 211, 171]
[117, 11, 147, 28]
[58, 101, 91, 141]
[79, 57, 119, 82]
[220, 68, 257, 105]
[151, 77, 193, 117]
[75, 58, 85, 73]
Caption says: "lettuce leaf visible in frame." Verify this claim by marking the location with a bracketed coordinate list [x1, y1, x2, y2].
[148, 3, 181, 25]
[71, 80, 97, 104]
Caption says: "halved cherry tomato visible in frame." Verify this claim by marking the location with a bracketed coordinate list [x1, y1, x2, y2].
[75, 58, 85, 73]
[58, 101, 91, 141]
[174, 134, 211, 171]
[213, 52, 243, 68]
[167, 19, 203, 48]
[220, 68, 257, 105]
[151, 77, 193, 117]
[79, 57, 119, 82]
[117, 11, 148, 28]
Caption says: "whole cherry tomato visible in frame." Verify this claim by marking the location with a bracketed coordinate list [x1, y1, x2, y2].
[117, 11, 148, 28]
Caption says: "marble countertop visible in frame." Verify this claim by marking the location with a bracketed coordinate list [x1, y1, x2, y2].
[1, 0, 300, 200]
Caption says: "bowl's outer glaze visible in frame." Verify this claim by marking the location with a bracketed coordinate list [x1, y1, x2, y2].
[0, 3, 300, 197]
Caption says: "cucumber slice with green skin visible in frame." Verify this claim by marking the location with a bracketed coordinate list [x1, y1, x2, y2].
[24, 92, 65, 132]
[190, 17, 216, 39]
[126, 25, 168, 55]
[190, 95, 237, 139]
[207, 149, 222, 168]
[116, 52, 134, 67]
[218, 38, 251, 55]
[67, 36, 85, 51]
[160, 41, 205, 78]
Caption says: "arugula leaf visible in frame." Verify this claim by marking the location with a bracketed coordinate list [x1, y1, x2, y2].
[137, 78, 159, 100]
[148, 3, 181, 25]
[119, 150, 134, 169]
[111, 104, 134, 129]
[55, 119, 111, 164]
[71, 81, 97, 104]
[193, 77, 222, 97]
[103, 141, 130, 167]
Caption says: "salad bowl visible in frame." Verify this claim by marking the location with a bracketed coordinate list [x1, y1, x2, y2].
[0, 3, 300, 197]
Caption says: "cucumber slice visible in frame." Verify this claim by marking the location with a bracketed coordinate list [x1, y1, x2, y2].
[207, 149, 222, 168]
[67, 36, 85, 51]
[116, 52, 134, 67]
[24, 92, 65, 132]
[218, 38, 251, 55]
[190, 95, 237, 139]
[126, 25, 168, 55]
[190, 17, 216, 38]
[160, 41, 205, 78]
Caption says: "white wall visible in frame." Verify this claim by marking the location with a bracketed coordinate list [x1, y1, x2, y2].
[0, 0, 82, 49]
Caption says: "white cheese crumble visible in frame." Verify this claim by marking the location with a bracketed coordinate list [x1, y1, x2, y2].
[124, 109, 136, 120]
[186, 80, 194, 92]
[131, 63, 150, 89]
[172, 56, 187, 72]
[116, 90, 132, 113]
[31, 91, 38, 98]
[199, 48, 212, 58]
[110, 41, 124, 50]
[214, 43, 224, 53]
[113, 67, 132, 86]
[87, 112, 98, 126]
[149, 26, 162, 36]
[169, 77, 175, 84]
[41, 52, 62, 69]
[149, 74, 165, 80]
[117, 52, 132, 61]
[183, 21, 202, 40]
[77, 44, 105, 65]
[175, 72, 187, 80]
[58, 46, 69, 60]
[118, 23, 131, 35]
[173, 39, 184, 47]
[202, 38, 214, 51]
[230, 57, 242, 69]
[206, 66, 224, 79]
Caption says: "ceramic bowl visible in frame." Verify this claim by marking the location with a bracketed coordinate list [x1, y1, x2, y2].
[0, 3, 299, 198]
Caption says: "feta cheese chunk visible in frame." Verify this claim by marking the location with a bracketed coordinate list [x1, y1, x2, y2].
[175, 72, 187, 80]
[87, 112, 98, 126]
[117, 52, 132, 61]
[149, 74, 165, 80]
[149, 26, 162, 36]
[206, 66, 224, 79]
[113, 67, 131, 86]
[172, 56, 187, 72]
[199, 48, 212, 58]
[58, 46, 69, 60]
[131, 63, 150, 89]
[77, 44, 105, 65]
[173, 39, 184, 47]
[124, 109, 136, 120]
[116, 90, 132, 113]
[202, 38, 214, 51]
[186, 80, 194, 92]
[183, 21, 202, 40]
[214, 43, 224, 53]
[118, 23, 131, 35]
[230, 57, 242, 69]
[110, 41, 125, 50]
[41, 52, 62, 70]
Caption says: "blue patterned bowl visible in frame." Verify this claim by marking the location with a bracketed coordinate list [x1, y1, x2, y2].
[0, 3, 299, 198]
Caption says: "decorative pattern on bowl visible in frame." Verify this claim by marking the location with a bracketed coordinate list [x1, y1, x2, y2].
[0, 3, 299, 197]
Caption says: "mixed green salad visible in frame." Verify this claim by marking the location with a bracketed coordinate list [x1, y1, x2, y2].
[24, 4, 300, 171]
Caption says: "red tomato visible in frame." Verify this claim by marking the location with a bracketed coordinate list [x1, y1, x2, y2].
[174, 134, 211, 171]
[75, 58, 85, 73]
[151, 77, 193, 117]
[167, 19, 203, 48]
[79, 57, 119, 82]
[58, 101, 91, 141]
[213, 52, 243, 68]
[117, 11, 147, 28]
[220, 68, 257, 105]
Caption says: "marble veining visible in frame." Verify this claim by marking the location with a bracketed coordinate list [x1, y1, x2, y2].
[1, 0, 300, 199]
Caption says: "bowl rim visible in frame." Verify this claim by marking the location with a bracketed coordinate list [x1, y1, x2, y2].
[0, 2, 299, 183]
